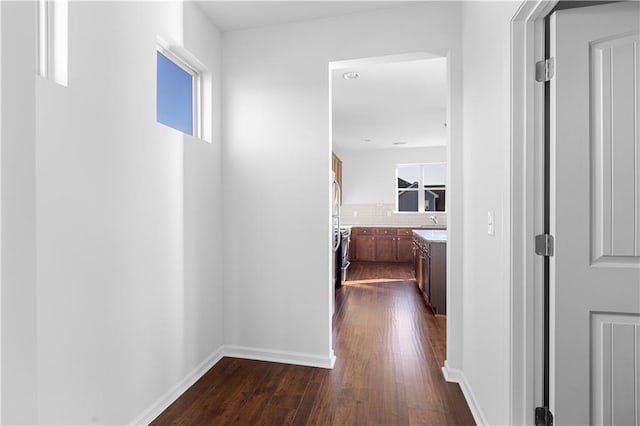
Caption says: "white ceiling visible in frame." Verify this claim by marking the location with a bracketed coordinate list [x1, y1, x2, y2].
[194, 1, 416, 32]
[332, 57, 447, 151]
[192, 1, 446, 152]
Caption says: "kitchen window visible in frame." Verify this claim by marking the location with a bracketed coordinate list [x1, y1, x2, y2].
[396, 163, 446, 212]
[156, 47, 201, 137]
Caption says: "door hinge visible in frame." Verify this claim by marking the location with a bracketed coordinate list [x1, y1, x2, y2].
[536, 57, 555, 82]
[535, 234, 554, 257]
[535, 406, 554, 426]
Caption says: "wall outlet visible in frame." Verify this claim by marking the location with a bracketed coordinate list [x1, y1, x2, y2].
[387, 211, 392, 217]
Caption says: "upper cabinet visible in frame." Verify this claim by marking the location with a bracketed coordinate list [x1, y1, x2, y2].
[332, 152, 343, 204]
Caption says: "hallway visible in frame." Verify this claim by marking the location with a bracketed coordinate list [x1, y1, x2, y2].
[152, 263, 474, 425]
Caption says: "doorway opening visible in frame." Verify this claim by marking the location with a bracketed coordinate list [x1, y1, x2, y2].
[329, 52, 452, 364]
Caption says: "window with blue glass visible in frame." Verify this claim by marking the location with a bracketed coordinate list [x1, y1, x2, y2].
[156, 50, 194, 135]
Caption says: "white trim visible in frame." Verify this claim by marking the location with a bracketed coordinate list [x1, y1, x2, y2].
[441, 361, 488, 426]
[129, 347, 225, 426]
[129, 345, 336, 425]
[37, 0, 47, 78]
[37, 0, 67, 86]
[510, 1, 557, 425]
[0, 3, 3, 420]
[224, 345, 336, 369]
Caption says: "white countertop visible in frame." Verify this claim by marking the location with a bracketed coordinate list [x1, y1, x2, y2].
[412, 229, 448, 242]
[341, 225, 447, 229]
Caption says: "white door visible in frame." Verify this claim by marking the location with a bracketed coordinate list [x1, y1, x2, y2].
[550, 2, 640, 425]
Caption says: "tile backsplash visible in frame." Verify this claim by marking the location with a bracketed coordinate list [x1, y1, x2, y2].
[340, 204, 447, 227]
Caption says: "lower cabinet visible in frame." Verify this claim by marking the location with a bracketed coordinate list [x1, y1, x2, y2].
[396, 236, 414, 262]
[374, 235, 396, 262]
[353, 235, 375, 261]
[428, 242, 446, 315]
[414, 236, 447, 315]
[350, 227, 414, 263]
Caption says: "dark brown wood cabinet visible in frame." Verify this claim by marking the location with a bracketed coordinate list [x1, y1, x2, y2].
[396, 236, 414, 262]
[350, 227, 414, 263]
[429, 242, 446, 315]
[414, 240, 424, 291]
[353, 234, 375, 261]
[413, 235, 447, 315]
[331, 153, 342, 204]
[374, 235, 396, 262]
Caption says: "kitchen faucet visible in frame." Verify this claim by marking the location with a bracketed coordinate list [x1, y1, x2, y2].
[430, 215, 438, 225]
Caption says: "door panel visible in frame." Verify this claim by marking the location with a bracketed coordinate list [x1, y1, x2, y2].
[550, 3, 640, 424]
[591, 32, 640, 262]
[354, 235, 375, 261]
[374, 236, 395, 262]
[396, 236, 414, 262]
[591, 313, 640, 425]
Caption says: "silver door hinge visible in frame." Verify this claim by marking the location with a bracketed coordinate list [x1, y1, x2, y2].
[535, 234, 554, 257]
[535, 57, 555, 82]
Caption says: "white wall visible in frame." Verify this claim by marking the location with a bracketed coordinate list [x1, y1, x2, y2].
[459, 2, 522, 424]
[2, 2, 223, 424]
[340, 146, 446, 204]
[1, 2, 37, 423]
[222, 3, 462, 367]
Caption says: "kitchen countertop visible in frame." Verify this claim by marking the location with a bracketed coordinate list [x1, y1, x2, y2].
[412, 229, 448, 242]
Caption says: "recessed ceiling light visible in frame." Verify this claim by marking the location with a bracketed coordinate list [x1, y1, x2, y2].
[342, 72, 360, 80]
[363, 138, 372, 142]
[392, 141, 407, 145]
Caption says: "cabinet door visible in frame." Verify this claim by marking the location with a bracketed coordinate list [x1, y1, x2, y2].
[422, 247, 431, 304]
[414, 240, 423, 290]
[374, 235, 396, 262]
[429, 242, 447, 315]
[396, 236, 414, 262]
[354, 235, 375, 261]
[331, 152, 342, 203]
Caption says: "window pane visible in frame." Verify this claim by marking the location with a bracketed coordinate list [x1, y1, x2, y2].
[424, 189, 436, 211]
[398, 190, 418, 212]
[397, 165, 420, 189]
[424, 187, 446, 212]
[422, 163, 446, 185]
[157, 51, 193, 135]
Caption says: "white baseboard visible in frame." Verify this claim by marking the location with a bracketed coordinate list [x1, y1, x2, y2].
[224, 345, 336, 369]
[441, 361, 488, 426]
[129, 347, 224, 426]
[130, 345, 335, 425]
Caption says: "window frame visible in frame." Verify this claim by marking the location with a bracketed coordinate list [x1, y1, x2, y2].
[156, 45, 203, 139]
[395, 163, 447, 213]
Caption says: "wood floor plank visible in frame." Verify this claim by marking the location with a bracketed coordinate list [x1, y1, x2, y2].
[152, 262, 475, 425]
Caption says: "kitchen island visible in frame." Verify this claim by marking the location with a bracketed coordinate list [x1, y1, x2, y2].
[413, 229, 447, 315]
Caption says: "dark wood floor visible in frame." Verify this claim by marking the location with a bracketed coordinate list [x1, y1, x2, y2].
[152, 262, 475, 425]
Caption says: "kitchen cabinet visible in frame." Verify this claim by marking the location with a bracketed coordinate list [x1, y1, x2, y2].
[413, 239, 424, 291]
[396, 236, 414, 262]
[429, 242, 446, 315]
[331, 152, 342, 204]
[413, 232, 447, 315]
[374, 235, 396, 262]
[350, 227, 414, 263]
[353, 234, 375, 261]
